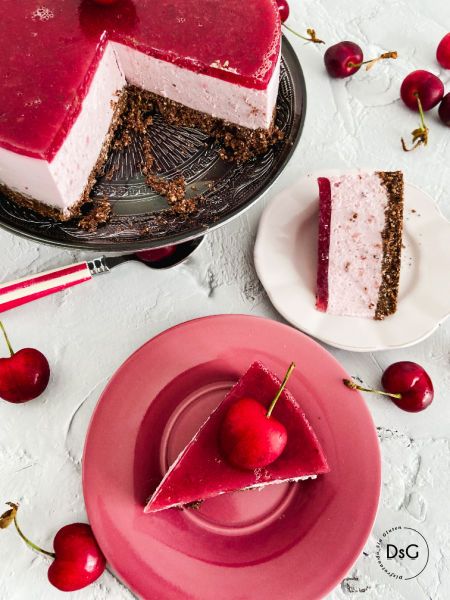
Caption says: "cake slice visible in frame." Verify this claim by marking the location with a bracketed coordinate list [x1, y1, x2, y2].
[145, 361, 329, 513]
[316, 171, 403, 320]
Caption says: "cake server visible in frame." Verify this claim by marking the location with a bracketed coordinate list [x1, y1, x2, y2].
[0, 237, 203, 313]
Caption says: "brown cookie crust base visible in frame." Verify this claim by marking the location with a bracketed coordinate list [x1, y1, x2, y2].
[133, 87, 283, 163]
[375, 171, 404, 320]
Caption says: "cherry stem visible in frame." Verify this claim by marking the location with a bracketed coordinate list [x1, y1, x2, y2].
[343, 378, 402, 400]
[266, 362, 295, 418]
[0, 321, 14, 357]
[401, 92, 429, 152]
[415, 92, 427, 131]
[282, 24, 325, 44]
[13, 515, 55, 559]
[348, 51, 398, 70]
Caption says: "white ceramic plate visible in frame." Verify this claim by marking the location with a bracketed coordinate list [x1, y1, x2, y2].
[254, 170, 450, 352]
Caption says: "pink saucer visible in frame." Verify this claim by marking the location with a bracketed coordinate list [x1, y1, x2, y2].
[83, 315, 381, 600]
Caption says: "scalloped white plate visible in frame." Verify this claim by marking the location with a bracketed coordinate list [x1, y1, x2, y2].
[254, 170, 450, 352]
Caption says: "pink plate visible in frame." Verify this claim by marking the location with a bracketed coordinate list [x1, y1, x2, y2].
[83, 315, 381, 600]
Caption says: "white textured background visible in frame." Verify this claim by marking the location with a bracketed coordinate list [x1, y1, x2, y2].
[1, 0, 449, 598]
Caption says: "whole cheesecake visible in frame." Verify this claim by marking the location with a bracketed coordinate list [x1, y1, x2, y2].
[0, 0, 281, 220]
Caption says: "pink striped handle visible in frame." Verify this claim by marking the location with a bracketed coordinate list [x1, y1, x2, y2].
[0, 262, 92, 313]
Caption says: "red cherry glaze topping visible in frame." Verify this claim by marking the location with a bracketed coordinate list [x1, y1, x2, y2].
[0, 322, 50, 403]
[90, 0, 119, 4]
[324, 41, 397, 79]
[0, 503, 106, 592]
[2, 0, 281, 160]
[343, 361, 434, 413]
[437, 33, 450, 69]
[219, 362, 295, 470]
[438, 93, 450, 127]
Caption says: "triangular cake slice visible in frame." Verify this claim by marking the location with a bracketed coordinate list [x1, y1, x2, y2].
[145, 361, 329, 513]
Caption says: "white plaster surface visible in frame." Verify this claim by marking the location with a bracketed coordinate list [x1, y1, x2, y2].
[0, 0, 449, 598]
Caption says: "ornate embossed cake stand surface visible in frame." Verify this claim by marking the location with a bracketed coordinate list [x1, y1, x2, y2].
[0, 38, 305, 252]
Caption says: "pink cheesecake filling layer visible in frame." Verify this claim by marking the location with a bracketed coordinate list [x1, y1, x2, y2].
[317, 174, 389, 318]
[145, 361, 329, 513]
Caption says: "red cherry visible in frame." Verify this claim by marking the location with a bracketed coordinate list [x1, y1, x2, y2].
[48, 524, 106, 592]
[437, 33, 450, 69]
[324, 41, 363, 78]
[0, 322, 50, 403]
[399, 71, 443, 151]
[219, 397, 288, 470]
[276, 0, 289, 23]
[381, 361, 433, 413]
[400, 70, 444, 111]
[438, 93, 450, 126]
[324, 42, 398, 79]
[0, 504, 106, 592]
[219, 362, 295, 470]
[136, 245, 177, 263]
[344, 361, 433, 413]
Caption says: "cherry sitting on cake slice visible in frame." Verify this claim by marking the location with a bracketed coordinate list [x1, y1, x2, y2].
[144, 361, 329, 513]
[219, 362, 295, 469]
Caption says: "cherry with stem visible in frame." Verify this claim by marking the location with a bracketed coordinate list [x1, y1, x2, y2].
[276, 0, 324, 44]
[343, 360, 433, 413]
[324, 42, 397, 78]
[1, 502, 106, 592]
[219, 362, 295, 470]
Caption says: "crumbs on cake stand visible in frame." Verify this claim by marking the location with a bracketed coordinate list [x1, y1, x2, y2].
[78, 198, 112, 232]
